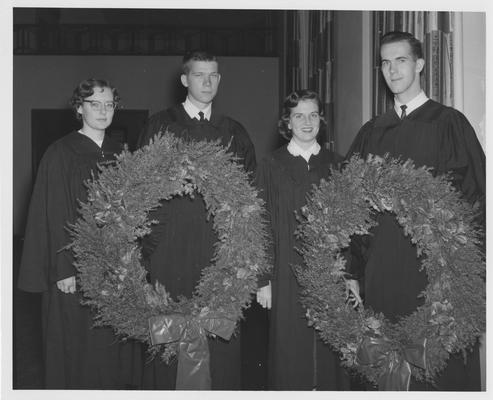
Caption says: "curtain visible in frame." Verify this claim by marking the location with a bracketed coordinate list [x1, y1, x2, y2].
[283, 10, 335, 149]
[372, 11, 455, 116]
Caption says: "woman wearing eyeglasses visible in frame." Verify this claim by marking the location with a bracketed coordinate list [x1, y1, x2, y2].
[18, 78, 141, 389]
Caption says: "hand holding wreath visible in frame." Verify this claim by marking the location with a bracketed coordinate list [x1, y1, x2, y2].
[296, 155, 485, 390]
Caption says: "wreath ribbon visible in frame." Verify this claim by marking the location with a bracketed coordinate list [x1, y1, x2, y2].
[295, 155, 484, 387]
[356, 336, 427, 391]
[149, 313, 236, 389]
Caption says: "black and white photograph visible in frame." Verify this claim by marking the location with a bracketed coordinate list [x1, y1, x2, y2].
[3, 1, 489, 399]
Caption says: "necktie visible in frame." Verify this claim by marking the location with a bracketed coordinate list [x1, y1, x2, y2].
[198, 111, 205, 122]
[400, 105, 407, 119]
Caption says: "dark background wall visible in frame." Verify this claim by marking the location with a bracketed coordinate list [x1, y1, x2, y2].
[12, 8, 371, 237]
[334, 11, 366, 155]
[13, 8, 486, 237]
[13, 55, 279, 235]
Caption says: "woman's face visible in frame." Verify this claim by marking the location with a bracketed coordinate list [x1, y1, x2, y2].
[288, 99, 320, 146]
[77, 86, 115, 132]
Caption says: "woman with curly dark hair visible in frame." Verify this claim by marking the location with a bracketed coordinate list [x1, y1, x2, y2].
[18, 78, 141, 389]
[256, 89, 350, 390]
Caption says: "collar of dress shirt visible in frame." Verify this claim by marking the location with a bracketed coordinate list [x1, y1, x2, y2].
[182, 97, 212, 121]
[394, 90, 429, 117]
[287, 139, 321, 163]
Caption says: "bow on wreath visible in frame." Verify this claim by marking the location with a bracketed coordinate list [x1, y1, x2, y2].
[356, 336, 427, 390]
[149, 312, 236, 390]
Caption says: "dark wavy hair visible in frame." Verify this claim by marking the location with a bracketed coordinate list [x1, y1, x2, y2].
[69, 78, 120, 120]
[182, 50, 218, 74]
[278, 89, 325, 140]
[380, 31, 423, 60]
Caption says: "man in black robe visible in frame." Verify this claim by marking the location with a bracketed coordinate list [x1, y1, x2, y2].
[137, 50, 256, 390]
[346, 31, 485, 391]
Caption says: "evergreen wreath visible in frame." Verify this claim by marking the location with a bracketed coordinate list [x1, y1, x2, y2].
[69, 132, 270, 365]
[295, 155, 485, 389]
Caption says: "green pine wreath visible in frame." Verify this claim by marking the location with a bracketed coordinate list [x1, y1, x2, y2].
[69, 132, 270, 361]
[295, 155, 485, 388]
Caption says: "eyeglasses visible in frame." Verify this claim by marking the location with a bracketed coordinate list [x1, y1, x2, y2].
[83, 100, 117, 111]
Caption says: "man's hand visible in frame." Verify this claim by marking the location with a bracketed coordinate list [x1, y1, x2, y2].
[57, 276, 76, 294]
[345, 279, 362, 309]
[256, 281, 272, 310]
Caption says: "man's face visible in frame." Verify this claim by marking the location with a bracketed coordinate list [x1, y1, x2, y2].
[380, 40, 424, 103]
[181, 60, 221, 109]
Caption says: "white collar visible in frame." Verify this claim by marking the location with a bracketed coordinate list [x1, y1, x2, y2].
[287, 139, 321, 163]
[183, 97, 212, 121]
[394, 90, 429, 117]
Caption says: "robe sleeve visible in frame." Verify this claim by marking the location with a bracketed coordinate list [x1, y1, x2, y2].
[345, 119, 375, 160]
[343, 122, 375, 280]
[254, 158, 277, 286]
[18, 145, 76, 292]
[230, 119, 257, 174]
[139, 204, 169, 269]
[343, 235, 370, 280]
[136, 110, 173, 148]
[136, 111, 174, 266]
[438, 110, 485, 215]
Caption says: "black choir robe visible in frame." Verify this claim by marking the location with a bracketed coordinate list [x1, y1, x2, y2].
[17, 131, 142, 389]
[346, 99, 485, 390]
[137, 104, 256, 390]
[256, 145, 351, 390]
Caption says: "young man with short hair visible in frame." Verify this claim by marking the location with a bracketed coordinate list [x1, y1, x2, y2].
[137, 50, 256, 390]
[346, 31, 485, 391]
